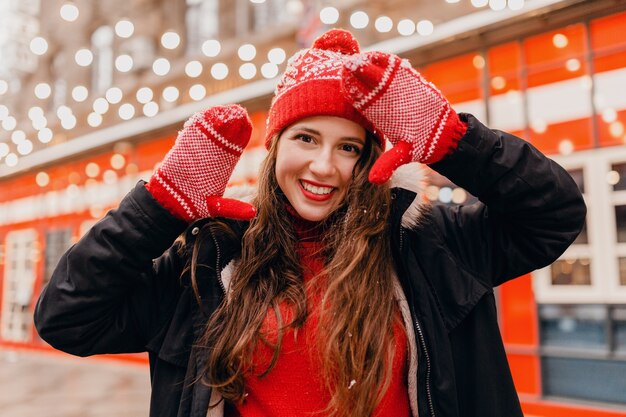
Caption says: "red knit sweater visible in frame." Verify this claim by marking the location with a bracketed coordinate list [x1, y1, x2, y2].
[230, 216, 411, 417]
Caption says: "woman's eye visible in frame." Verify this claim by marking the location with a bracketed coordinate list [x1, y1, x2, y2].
[341, 144, 361, 155]
[295, 134, 314, 143]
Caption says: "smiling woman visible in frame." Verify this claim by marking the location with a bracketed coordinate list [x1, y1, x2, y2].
[34, 28, 586, 417]
[276, 116, 366, 221]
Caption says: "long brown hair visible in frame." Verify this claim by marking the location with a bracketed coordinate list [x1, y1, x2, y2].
[194, 131, 402, 417]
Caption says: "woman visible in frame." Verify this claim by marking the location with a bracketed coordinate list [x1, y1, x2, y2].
[34, 29, 586, 417]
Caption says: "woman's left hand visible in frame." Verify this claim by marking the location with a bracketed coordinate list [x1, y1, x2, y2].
[341, 51, 467, 184]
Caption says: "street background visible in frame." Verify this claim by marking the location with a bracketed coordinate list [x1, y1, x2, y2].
[0, 348, 150, 416]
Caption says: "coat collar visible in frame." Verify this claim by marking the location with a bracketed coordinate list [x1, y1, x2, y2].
[389, 162, 427, 229]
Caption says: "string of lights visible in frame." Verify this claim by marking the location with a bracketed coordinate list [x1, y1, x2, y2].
[0, 0, 559, 172]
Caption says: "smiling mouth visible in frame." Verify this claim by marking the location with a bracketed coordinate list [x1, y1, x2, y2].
[300, 181, 334, 195]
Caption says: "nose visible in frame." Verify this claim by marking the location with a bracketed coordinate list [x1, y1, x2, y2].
[309, 148, 336, 178]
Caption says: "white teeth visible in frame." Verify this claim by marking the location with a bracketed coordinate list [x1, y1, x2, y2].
[301, 181, 333, 195]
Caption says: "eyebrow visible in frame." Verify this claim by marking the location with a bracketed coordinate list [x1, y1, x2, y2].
[288, 126, 365, 144]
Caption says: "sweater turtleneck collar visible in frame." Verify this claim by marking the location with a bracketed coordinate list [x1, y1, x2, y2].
[285, 203, 327, 243]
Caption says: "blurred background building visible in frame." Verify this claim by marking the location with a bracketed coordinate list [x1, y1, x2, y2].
[1, 0, 626, 415]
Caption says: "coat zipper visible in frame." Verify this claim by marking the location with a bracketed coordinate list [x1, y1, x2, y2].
[208, 228, 227, 296]
[400, 228, 436, 417]
[413, 315, 436, 417]
[206, 228, 226, 417]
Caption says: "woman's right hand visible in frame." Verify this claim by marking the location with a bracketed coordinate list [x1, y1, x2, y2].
[146, 105, 257, 222]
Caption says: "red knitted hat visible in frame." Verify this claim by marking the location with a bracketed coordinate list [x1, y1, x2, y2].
[265, 29, 384, 149]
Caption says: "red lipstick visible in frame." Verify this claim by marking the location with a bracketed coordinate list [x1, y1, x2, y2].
[299, 180, 335, 202]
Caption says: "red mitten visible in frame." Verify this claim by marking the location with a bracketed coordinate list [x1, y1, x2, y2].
[342, 52, 468, 184]
[146, 105, 256, 222]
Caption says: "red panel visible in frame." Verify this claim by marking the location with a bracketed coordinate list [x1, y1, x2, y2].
[490, 74, 521, 96]
[0, 138, 176, 203]
[597, 109, 626, 148]
[249, 110, 268, 147]
[489, 42, 521, 74]
[522, 400, 626, 417]
[134, 134, 176, 172]
[528, 117, 593, 154]
[526, 58, 588, 88]
[419, 53, 483, 103]
[488, 42, 523, 95]
[508, 354, 540, 395]
[591, 11, 626, 52]
[0, 172, 40, 202]
[594, 49, 626, 73]
[0, 341, 149, 365]
[500, 274, 538, 345]
[509, 129, 528, 141]
[524, 24, 586, 66]
[524, 24, 588, 88]
[500, 274, 540, 396]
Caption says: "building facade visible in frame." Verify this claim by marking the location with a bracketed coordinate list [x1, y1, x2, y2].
[1, 0, 626, 415]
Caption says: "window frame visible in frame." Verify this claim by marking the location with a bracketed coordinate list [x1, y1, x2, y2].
[1, 228, 38, 342]
[533, 145, 626, 304]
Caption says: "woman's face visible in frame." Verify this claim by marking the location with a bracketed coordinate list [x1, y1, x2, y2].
[275, 116, 366, 222]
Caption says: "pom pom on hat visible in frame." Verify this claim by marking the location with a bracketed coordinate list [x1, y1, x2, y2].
[265, 29, 384, 149]
[312, 28, 360, 55]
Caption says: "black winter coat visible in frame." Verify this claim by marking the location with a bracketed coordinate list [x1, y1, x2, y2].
[34, 114, 586, 417]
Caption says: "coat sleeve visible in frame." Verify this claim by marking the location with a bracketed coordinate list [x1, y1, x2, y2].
[426, 113, 586, 287]
[33, 181, 189, 356]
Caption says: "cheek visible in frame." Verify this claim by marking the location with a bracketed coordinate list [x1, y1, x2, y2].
[274, 158, 287, 192]
[275, 146, 299, 189]
[338, 159, 358, 187]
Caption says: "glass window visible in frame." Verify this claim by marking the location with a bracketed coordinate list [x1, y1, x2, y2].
[613, 306, 626, 355]
[52, 53, 67, 109]
[1, 229, 38, 342]
[44, 229, 72, 287]
[616, 205, 626, 243]
[619, 257, 626, 286]
[186, 0, 218, 55]
[53, 78, 67, 110]
[91, 26, 113, 93]
[539, 305, 607, 351]
[253, 0, 289, 31]
[611, 163, 626, 191]
[565, 168, 588, 244]
[538, 303, 626, 404]
[542, 357, 626, 404]
[567, 168, 585, 194]
[119, 36, 155, 71]
[572, 222, 588, 245]
[550, 258, 591, 285]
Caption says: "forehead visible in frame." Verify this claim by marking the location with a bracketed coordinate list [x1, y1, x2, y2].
[284, 115, 366, 140]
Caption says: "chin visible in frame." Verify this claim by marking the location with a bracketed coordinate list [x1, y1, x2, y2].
[290, 201, 337, 222]
[297, 209, 331, 222]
